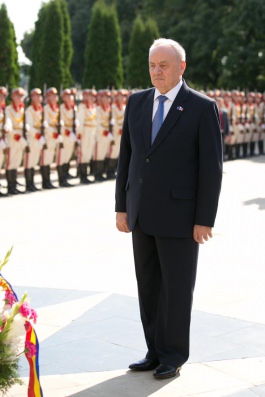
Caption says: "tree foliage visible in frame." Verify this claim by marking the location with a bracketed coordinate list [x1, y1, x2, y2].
[38, 0, 65, 90]
[58, 0, 74, 86]
[0, 4, 20, 90]
[127, 15, 159, 88]
[13, 0, 265, 90]
[83, 1, 123, 89]
[29, 4, 49, 90]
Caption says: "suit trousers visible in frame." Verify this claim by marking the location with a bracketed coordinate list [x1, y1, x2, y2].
[132, 221, 199, 367]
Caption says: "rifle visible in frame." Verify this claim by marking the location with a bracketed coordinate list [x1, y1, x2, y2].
[71, 88, 79, 154]
[1, 105, 8, 156]
[1, 105, 6, 141]
[41, 84, 47, 149]
[109, 87, 115, 145]
[57, 85, 64, 149]
[23, 96, 30, 153]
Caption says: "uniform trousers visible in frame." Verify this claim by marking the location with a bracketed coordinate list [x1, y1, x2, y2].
[78, 127, 96, 164]
[132, 221, 199, 367]
[56, 137, 75, 166]
[24, 138, 43, 169]
[5, 140, 25, 170]
[108, 133, 121, 160]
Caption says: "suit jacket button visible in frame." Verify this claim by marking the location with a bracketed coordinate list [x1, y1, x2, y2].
[139, 178, 143, 183]
[145, 158, 150, 163]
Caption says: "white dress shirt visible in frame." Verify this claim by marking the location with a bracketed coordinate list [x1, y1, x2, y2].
[152, 80, 183, 121]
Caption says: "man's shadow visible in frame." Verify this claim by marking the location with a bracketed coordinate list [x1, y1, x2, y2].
[242, 197, 265, 210]
[66, 370, 180, 397]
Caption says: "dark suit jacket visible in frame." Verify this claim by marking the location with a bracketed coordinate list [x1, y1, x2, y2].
[115, 81, 223, 238]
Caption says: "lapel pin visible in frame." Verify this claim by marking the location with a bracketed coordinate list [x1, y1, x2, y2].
[177, 106, 184, 111]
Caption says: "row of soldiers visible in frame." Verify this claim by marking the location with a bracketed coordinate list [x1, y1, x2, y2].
[1, 86, 264, 196]
[0, 86, 128, 196]
[206, 89, 265, 160]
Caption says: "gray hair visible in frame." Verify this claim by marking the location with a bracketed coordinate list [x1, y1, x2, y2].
[149, 38, 186, 62]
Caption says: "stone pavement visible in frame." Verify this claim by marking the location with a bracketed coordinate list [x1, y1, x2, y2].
[1, 155, 264, 397]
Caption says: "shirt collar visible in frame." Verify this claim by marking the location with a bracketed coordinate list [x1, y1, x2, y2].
[154, 79, 183, 102]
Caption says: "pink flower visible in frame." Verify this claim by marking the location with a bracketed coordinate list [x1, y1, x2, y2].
[5, 290, 17, 306]
[25, 340, 37, 358]
[29, 308, 38, 324]
[19, 302, 31, 318]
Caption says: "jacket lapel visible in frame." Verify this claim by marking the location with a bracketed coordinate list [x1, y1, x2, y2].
[148, 81, 190, 154]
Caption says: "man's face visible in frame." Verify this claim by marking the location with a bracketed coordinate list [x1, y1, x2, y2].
[32, 94, 42, 105]
[47, 93, 58, 105]
[149, 45, 186, 94]
[12, 93, 23, 106]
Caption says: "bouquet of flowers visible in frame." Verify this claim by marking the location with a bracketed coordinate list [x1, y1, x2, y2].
[0, 248, 42, 396]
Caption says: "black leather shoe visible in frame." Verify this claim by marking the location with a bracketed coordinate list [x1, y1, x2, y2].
[153, 364, 181, 379]
[129, 358, 159, 371]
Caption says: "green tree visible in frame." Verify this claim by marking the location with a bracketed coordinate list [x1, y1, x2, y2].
[37, 0, 65, 91]
[103, 5, 123, 88]
[127, 15, 159, 88]
[83, 1, 106, 88]
[0, 4, 20, 90]
[29, 4, 49, 90]
[20, 31, 34, 63]
[59, 0, 73, 86]
[218, 0, 265, 90]
[66, 0, 94, 83]
[83, 1, 123, 88]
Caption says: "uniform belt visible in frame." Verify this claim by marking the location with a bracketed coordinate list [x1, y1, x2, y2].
[84, 124, 96, 127]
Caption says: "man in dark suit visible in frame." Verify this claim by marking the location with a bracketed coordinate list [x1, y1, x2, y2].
[115, 38, 222, 379]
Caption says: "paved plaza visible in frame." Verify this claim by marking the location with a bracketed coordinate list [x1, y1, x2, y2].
[1, 155, 265, 397]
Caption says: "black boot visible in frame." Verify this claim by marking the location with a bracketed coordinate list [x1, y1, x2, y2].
[41, 165, 56, 189]
[12, 169, 24, 194]
[57, 165, 72, 187]
[6, 170, 16, 195]
[235, 144, 240, 159]
[24, 169, 36, 192]
[242, 142, 248, 158]
[79, 163, 91, 184]
[94, 160, 106, 182]
[89, 160, 94, 176]
[258, 140, 264, 155]
[64, 162, 75, 179]
[250, 142, 255, 156]
[30, 168, 39, 191]
[106, 158, 117, 179]
[6, 170, 20, 195]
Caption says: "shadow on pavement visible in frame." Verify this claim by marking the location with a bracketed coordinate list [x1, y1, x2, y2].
[242, 197, 265, 210]
[66, 370, 179, 397]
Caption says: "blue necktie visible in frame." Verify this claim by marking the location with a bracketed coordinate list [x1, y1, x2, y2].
[151, 95, 168, 144]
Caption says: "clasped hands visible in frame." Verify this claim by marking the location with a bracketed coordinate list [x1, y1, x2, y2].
[116, 212, 213, 244]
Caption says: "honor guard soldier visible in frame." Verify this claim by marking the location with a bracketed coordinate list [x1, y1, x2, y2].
[107, 89, 127, 179]
[246, 92, 257, 157]
[94, 89, 113, 181]
[24, 88, 46, 191]
[56, 88, 77, 186]
[231, 91, 245, 159]
[41, 87, 61, 189]
[255, 92, 265, 155]
[5, 87, 28, 195]
[0, 87, 9, 196]
[76, 88, 97, 184]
